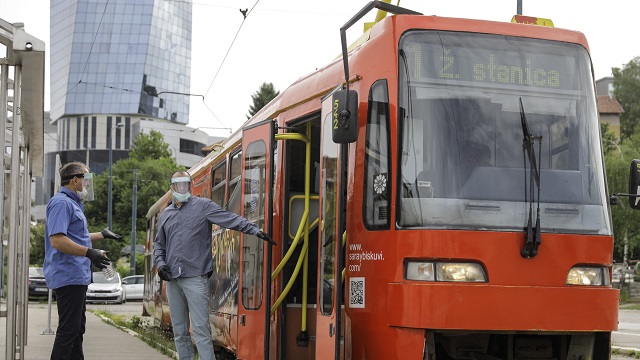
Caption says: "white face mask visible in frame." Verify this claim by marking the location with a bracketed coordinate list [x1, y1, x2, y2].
[76, 185, 89, 200]
[172, 191, 191, 203]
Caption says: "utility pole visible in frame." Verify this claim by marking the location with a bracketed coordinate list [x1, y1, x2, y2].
[517, 0, 522, 15]
[108, 125, 113, 229]
[130, 169, 138, 276]
[108, 122, 124, 229]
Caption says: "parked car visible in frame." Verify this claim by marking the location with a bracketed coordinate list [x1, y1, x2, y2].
[122, 275, 144, 301]
[613, 267, 635, 282]
[86, 272, 125, 304]
[28, 267, 54, 299]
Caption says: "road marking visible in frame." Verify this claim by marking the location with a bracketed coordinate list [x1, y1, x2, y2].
[614, 331, 640, 337]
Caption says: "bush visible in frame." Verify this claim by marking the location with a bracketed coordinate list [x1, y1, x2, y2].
[115, 259, 131, 279]
[621, 287, 631, 303]
[115, 253, 145, 278]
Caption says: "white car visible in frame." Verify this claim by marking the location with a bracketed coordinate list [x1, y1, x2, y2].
[122, 275, 144, 301]
[86, 272, 125, 304]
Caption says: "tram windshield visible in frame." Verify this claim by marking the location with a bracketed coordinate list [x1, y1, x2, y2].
[397, 31, 611, 235]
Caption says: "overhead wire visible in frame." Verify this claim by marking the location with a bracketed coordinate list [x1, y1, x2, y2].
[202, 0, 262, 99]
[50, 0, 267, 132]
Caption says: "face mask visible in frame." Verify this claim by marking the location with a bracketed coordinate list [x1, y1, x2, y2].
[77, 185, 89, 200]
[172, 191, 191, 203]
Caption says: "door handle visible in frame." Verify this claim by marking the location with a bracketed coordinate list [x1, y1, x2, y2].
[240, 314, 246, 326]
[329, 323, 335, 337]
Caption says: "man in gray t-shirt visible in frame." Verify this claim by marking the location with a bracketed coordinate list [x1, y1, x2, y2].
[154, 170, 274, 360]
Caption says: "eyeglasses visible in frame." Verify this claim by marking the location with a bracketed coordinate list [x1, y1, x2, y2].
[61, 172, 93, 181]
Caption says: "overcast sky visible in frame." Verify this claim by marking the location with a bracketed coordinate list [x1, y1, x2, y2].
[2, 0, 638, 137]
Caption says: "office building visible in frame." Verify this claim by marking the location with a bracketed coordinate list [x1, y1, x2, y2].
[40, 0, 219, 212]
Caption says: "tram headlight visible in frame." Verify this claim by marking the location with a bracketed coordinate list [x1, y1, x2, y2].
[406, 262, 435, 281]
[437, 262, 486, 282]
[566, 266, 610, 286]
[405, 261, 487, 282]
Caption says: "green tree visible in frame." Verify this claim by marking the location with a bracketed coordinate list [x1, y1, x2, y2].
[84, 130, 181, 259]
[606, 133, 640, 261]
[30, 223, 46, 265]
[601, 122, 619, 157]
[613, 56, 640, 140]
[128, 129, 172, 160]
[247, 82, 279, 119]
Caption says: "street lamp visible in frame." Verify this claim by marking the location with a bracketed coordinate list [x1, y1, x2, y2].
[108, 122, 125, 229]
[130, 169, 138, 276]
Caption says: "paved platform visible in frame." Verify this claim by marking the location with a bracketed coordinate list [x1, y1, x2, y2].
[0, 302, 173, 359]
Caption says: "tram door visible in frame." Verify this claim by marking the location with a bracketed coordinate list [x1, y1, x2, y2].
[237, 119, 275, 360]
[315, 95, 343, 359]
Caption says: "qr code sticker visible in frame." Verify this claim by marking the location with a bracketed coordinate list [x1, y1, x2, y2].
[349, 277, 365, 308]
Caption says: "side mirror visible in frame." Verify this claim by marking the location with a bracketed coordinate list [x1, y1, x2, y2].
[332, 89, 358, 144]
[122, 280, 128, 285]
[629, 159, 640, 210]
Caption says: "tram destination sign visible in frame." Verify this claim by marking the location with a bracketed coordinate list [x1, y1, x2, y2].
[406, 39, 581, 91]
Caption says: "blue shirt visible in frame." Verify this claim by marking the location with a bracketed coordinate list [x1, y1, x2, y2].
[154, 196, 259, 279]
[43, 187, 92, 289]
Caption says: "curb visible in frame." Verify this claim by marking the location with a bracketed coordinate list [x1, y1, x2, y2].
[96, 314, 178, 359]
[614, 346, 640, 357]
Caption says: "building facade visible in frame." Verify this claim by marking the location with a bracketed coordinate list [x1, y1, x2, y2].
[595, 77, 624, 137]
[39, 0, 220, 216]
[50, 0, 192, 123]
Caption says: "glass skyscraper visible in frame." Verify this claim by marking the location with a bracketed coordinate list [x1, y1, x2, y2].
[50, 0, 192, 122]
[40, 0, 212, 205]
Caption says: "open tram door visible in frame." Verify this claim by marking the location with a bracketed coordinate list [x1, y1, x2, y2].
[238, 119, 275, 360]
[315, 90, 350, 360]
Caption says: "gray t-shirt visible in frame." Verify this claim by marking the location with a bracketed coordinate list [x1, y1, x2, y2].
[153, 196, 259, 278]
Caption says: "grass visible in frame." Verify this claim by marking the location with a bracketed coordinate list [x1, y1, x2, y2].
[620, 303, 640, 311]
[91, 310, 236, 360]
[93, 310, 178, 359]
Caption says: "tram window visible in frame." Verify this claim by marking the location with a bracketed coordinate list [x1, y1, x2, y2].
[321, 114, 338, 315]
[242, 141, 267, 310]
[363, 79, 391, 230]
[211, 162, 227, 207]
[228, 151, 243, 215]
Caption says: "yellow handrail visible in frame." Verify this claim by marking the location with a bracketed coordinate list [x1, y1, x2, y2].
[270, 123, 313, 333]
[271, 234, 308, 313]
[271, 132, 311, 280]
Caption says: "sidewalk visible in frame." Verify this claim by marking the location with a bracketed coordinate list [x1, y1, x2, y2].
[0, 302, 173, 359]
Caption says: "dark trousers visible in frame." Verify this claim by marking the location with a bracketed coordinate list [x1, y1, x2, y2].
[51, 285, 87, 360]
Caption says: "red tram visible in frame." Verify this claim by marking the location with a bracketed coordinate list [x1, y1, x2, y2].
[144, 2, 623, 359]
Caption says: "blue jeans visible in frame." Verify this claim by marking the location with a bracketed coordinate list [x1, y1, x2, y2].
[166, 275, 216, 360]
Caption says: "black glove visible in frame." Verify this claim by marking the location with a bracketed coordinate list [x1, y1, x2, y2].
[86, 248, 111, 270]
[101, 227, 123, 240]
[158, 265, 172, 282]
[256, 231, 276, 246]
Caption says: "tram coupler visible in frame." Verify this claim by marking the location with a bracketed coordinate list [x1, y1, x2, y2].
[296, 331, 309, 347]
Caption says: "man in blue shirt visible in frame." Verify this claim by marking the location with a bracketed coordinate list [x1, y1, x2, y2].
[44, 161, 122, 360]
[154, 170, 275, 360]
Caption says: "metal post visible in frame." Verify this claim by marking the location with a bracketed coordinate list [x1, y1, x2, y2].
[0, 241, 4, 299]
[6, 65, 23, 360]
[517, 0, 522, 14]
[107, 125, 113, 229]
[0, 64, 7, 301]
[20, 151, 31, 351]
[130, 169, 137, 276]
[42, 289, 55, 335]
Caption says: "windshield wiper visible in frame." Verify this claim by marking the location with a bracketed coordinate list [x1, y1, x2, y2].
[519, 98, 542, 258]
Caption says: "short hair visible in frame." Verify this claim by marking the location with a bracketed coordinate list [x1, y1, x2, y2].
[60, 162, 87, 186]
